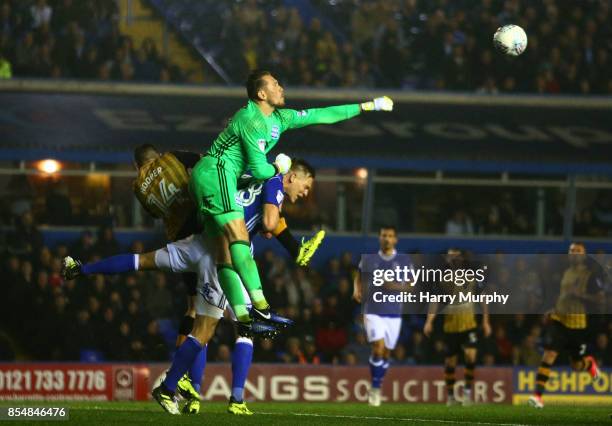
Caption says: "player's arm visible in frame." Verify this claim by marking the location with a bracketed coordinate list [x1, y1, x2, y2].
[238, 121, 290, 179]
[262, 203, 280, 233]
[353, 269, 362, 303]
[480, 300, 492, 337]
[279, 97, 393, 131]
[423, 303, 438, 337]
[575, 273, 606, 304]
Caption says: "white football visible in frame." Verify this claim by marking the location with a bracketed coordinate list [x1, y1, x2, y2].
[493, 25, 528, 56]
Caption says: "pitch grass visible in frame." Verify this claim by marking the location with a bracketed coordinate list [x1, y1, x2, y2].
[0, 401, 610, 425]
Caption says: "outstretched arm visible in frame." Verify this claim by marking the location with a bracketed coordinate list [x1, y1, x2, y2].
[280, 96, 393, 130]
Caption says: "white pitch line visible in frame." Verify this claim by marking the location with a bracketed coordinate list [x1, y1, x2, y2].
[259, 411, 529, 426]
[73, 405, 531, 425]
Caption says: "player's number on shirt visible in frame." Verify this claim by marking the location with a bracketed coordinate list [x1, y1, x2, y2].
[468, 332, 477, 344]
[147, 178, 180, 215]
[579, 344, 586, 356]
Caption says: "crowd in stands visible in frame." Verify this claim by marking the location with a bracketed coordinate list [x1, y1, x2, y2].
[0, 0, 185, 82]
[2, 174, 612, 240]
[153, 0, 612, 93]
[2, 0, 611, 94]
[1, 211, 610, 368]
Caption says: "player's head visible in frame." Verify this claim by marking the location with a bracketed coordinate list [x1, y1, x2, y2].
[246, 69, 285, 107]
[133, 144, 160, 168]
[568, 242, 586, 265]
[378, 226, 397, 252]
[445, 247, 464, 267]
[283, 158, 315, 202]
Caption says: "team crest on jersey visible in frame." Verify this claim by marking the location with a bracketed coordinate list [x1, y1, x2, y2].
[271, 125, 280, 140]
[257, 139, 267, 152]
[297, 110, 308, 117]
[236, 182, 264, 207]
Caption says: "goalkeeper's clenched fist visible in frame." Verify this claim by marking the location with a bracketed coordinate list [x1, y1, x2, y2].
[360, 96, 394, 112]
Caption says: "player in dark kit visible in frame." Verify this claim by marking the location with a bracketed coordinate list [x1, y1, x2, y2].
[63, 144, 205, 406]
[132, 144, 202, 347]
[424, 248, 491, 406]
[528, 242, 604, 409]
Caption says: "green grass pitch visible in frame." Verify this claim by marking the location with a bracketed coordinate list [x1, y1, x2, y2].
[1, 401, 610, 425]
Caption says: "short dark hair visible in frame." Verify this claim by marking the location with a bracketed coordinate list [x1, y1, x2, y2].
[133, 144, 159, 167]
[379, 226, 397, 235]
[290, 158, 315, 178]
[246, 69, 272, 101]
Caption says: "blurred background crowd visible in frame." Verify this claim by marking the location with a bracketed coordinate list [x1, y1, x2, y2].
[1, 214, 610, 367]
[1, 0, 611, 93]
[0, 0, 185, 82]
[2, 174, 612, 238]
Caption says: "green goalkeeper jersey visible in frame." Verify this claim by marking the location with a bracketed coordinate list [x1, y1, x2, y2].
[207, 100, 361, 179]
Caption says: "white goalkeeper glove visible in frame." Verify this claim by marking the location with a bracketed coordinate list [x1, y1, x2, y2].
[274, 153, 292, 175]
[360, 96, 394, 112]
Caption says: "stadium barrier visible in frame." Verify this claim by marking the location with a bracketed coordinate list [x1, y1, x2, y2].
[1, 80, 612, 170]
[33, 228, 612, 270]
[1, 364, 610, 405]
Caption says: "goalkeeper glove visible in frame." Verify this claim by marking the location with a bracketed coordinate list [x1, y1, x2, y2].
[360, 96, 394, 112]
[274, 153, 292, 175]
[296, 230, 326, 266]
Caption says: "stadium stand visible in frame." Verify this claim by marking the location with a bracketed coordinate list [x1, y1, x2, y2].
[143, 0, 612, 92]
[1, 210, 610, 367]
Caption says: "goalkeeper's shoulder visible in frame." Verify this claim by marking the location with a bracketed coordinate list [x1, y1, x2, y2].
[233, 107, 267, 134]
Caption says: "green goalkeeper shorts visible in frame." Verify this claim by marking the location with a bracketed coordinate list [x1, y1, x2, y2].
[189, 156, 244, 235]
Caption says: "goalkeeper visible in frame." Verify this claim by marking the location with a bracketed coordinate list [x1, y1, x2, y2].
[190, 69, 393, 334]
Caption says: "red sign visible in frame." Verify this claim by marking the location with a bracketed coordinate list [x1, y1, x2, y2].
[0, 363, 512, 403]
[0, 364, 149, 401]
[148, 364, 513, 404]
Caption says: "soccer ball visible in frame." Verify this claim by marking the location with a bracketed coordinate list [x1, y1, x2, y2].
[493, 25, 528, 56]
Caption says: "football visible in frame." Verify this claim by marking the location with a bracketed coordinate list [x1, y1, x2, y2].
[493, 24, 528, 56]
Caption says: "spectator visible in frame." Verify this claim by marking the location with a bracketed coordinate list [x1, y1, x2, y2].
[95, 225, 120, 258]
[45, 181, 73, 225]
[30, 0, 52, 29]
[445, 210, 474, 235]
[8, 211, 43, 257]
[516, 334, 541, 367]
[254, 338, 279, 363]
[143, 320, 169, 361]
[145, 272, 172, 318]
[282, 337, 305, 363]
[593, 333, 612, 367]
[70, 230, 96, 262]
[302, 335, 321, 364]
